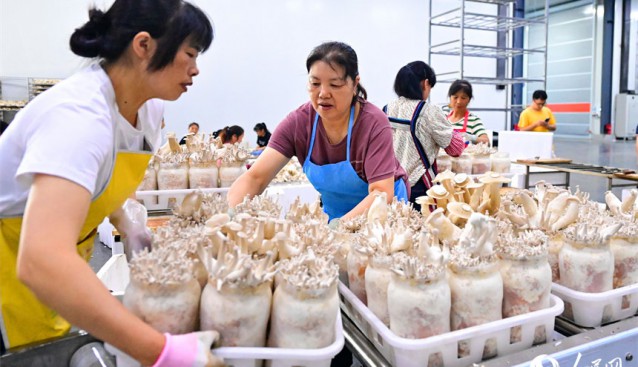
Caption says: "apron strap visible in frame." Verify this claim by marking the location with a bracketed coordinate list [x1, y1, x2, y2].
[408, 101, 437, 188]
[306, 105, 356, 164]
[448, 110, 470, 132]
[345, 105, 355, 160]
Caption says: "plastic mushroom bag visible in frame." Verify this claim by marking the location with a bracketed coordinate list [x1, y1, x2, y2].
[387, 244, 450, 340]
[268, 250, 339, 348]
[137, 156, 158, 191]
[362, 218, 414, 325]
[123, 246, 201, 334]
[156, 151, 189, 190]
[199, 243, 275, 347]
[559, 220, 622, 293]
[448, 213, 502, 359]
[346, 240, 373, 304]
[216, 143, 249, 187]
[189, 147, 218, 189]
[496, 227, 551, 344]
[610, 218, 638, 288]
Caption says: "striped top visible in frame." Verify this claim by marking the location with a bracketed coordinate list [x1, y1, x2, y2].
[387, 97, 465, 186]
[441, 105, 487, 137]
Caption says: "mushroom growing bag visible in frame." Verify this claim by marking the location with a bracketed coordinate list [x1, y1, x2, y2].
[123, 247, 201, 334]
[268, 251, 339, 348]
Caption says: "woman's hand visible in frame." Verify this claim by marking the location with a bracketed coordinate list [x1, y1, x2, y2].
[228, 147, 289, 206]
[341, 176, 395, 220]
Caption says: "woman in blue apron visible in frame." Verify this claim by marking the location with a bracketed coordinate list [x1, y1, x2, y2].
[228, 41, 408, 226]
[0, 1, 222, 366]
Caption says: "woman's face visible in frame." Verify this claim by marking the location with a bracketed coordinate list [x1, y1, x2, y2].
[450, 91, 471, 111]
[150, 40, 201, 101]
[307, 61, 359, 124]
[256, 129, 265, 137]
[231, 134, 244, 144]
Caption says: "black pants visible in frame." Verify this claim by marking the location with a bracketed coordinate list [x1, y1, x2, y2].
[409, 179, 429, 212]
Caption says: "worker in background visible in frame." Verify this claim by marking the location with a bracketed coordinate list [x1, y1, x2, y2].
[229, 41, 408, 228]
[517, 89, 557, 132]
[253, 122, 271, 151]
[179, 121, 200, 144]
[442, 79, 490, 145]
[0, 0, 222, 365]
[219, 125, 244, 145]
[384, 61, 464, 211]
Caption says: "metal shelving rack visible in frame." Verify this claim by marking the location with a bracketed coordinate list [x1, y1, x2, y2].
[428, 0, 549, 130]
[0, 78, 59, 124]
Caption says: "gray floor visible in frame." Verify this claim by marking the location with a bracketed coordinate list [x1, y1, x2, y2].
[551, 136, 637, 202]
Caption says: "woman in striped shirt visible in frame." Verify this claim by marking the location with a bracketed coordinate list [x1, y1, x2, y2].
[443, 80, 490, 145]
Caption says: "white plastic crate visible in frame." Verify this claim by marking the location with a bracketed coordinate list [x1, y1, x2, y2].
[136, 183, 319, 212]
[136, 187, 229, 211]
[339, 282, 564, 367]
[213, 312, 344, 367]
[551, 282, 638, 327]
[98, 254, 344, 367]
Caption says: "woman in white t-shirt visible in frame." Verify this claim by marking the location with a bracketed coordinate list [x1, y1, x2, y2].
[0, 1, 221, 366]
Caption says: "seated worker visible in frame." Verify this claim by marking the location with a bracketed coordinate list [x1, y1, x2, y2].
[179, 121, 200, 144]
[518, 90, 556, 132]
[253, 122, 271, 151]
[441, 80, 490, 145]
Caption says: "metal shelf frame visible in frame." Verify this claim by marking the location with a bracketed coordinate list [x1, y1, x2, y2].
[431, 9, 545, 32]
[428, 0, 549, 131]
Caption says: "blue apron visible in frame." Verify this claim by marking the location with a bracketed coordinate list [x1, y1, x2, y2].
[303, 105, 408, 221]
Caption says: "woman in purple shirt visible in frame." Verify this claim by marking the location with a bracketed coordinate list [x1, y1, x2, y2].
[228, 41, 408, 225]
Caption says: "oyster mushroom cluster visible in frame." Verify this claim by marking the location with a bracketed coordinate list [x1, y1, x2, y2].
[216, 142, 250, 165]
[499, 181, 584, 233]
[418, 170, 510, 218]
[273, 157, 308, 183]
[605, 189, 638, 220]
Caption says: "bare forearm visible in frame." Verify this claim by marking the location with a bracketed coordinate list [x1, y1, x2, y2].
[228, 171, 268, 207]
[19, 251, 163, 365]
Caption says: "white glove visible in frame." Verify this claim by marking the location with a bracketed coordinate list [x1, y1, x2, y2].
[463, 132, 478, 144]
[153, 332, 224, 367]
[110, 199, 152, 260]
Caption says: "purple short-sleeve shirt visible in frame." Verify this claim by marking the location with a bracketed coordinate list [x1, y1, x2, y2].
[269, 100, 408, 186]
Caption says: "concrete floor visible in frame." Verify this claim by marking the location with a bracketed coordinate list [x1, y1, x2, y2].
[552, 136, 637, 202]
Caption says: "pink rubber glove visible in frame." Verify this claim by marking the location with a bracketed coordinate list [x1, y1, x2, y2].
[153, 332, 224, 367]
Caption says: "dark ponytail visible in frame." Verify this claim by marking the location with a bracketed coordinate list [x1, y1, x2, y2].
[69, 0, 213, 70]
[220, 125, 245, 143]
[69, 9, 111, 58]
[393, 61, 437, 100]
[253, 122, 270, 135]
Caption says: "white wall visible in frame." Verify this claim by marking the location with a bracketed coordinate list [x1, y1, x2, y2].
[1, 0, 506, 145]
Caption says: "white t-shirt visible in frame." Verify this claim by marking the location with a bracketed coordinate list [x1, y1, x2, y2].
[0, 64, 163, 217]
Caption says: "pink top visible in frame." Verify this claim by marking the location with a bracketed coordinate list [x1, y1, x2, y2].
[269, 100, 408, 185]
